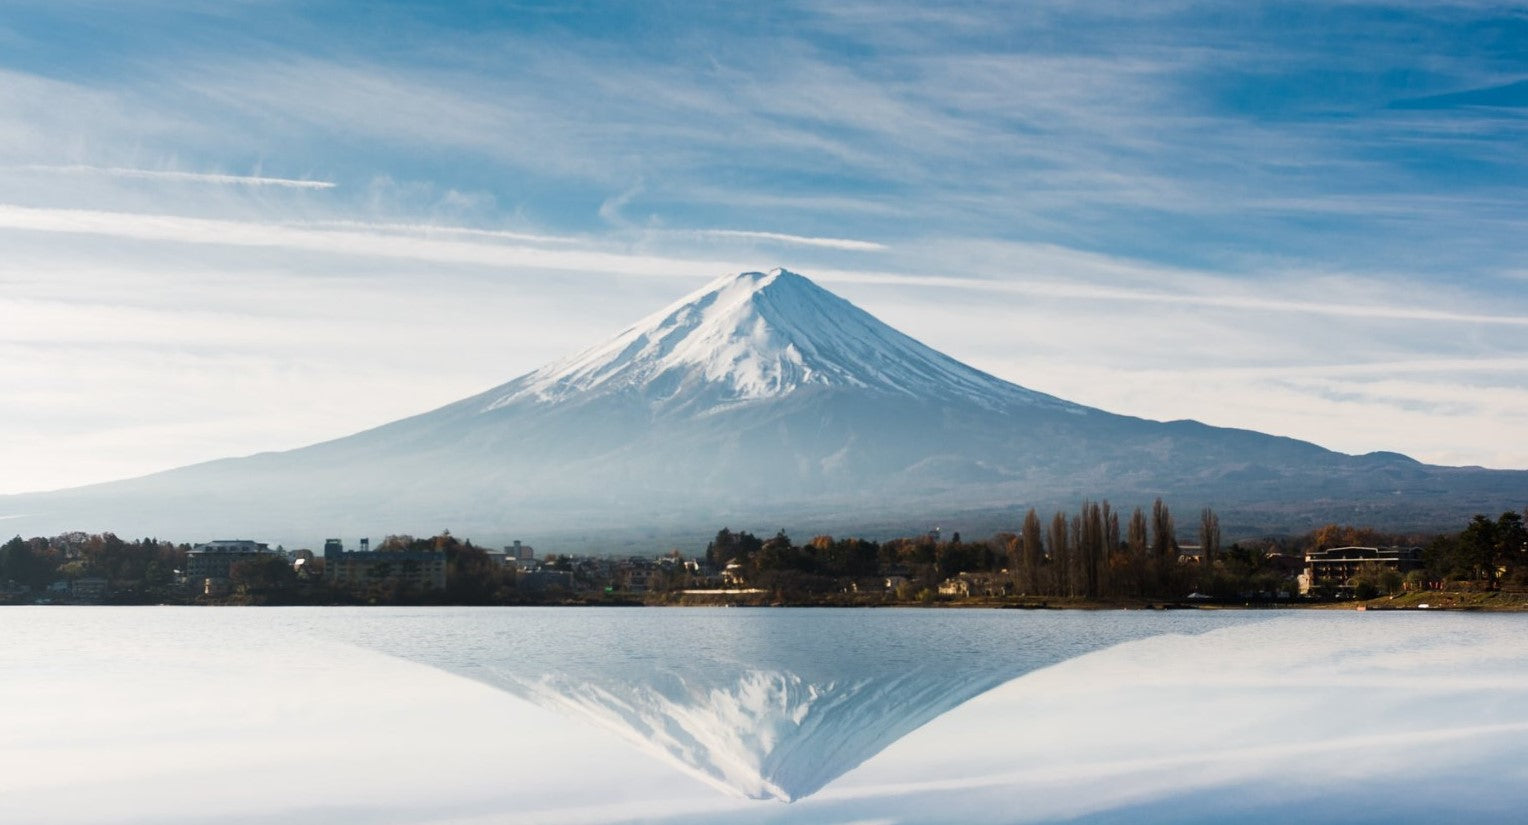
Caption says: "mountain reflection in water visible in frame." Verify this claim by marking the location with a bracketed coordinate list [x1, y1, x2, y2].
[334, 607, 1262, 801]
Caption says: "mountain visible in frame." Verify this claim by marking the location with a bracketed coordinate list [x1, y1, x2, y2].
[2, 268, 1523, 547]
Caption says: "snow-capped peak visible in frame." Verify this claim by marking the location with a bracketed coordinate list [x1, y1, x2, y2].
[483, 268, 1072, 415]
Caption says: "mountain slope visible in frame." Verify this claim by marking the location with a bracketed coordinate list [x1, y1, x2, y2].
[2, 268, 1523, 546]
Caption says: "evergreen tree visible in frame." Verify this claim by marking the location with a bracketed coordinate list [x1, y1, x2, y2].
[706, 528, 737, 567]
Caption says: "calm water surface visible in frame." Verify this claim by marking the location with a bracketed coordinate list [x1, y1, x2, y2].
[3, 607, 1525, 824]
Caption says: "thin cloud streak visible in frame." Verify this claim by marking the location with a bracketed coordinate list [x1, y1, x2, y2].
[691, 229, 887, 251]
[0, 203, 731, 278]
[295, 220, 583, 245]
[809, 267, 1528, 328]
[12, 165, 336, 189]
[2, 203, 1525, 329]
[1161, 357, 1528, 379]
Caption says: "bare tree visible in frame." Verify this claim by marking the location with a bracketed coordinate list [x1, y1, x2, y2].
[1072, 508, 1087, 597]
[1103, 501, 1119, 553]
[1076, 501, 1105, 599]
[1151, 498, 1177, 559]
[1151, 498, 1179, 594]
[1021, 508, 1043, 595]
[1100, 500, 1121, 598]
[1128, 507, 1148, 556]
[1049, 511, 1070, 597]
[1200, 507, 1221, 567]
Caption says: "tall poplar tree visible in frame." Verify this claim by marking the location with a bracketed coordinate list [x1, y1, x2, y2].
[1199, 508, 1221, 567]
[1021, 508, 1043, 595]
[1049, 511, 1070, 597]
[1076, 500, 1104, 599]
[1128, 507, 1148, 556]
[1151, 498, 1177, 559]
[1151, 498, 1178, 595]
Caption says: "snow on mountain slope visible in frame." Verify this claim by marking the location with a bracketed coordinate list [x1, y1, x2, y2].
[480, 268, 1080, 416]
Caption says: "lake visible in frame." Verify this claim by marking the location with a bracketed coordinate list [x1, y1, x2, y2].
[3, 607, 1525, 824]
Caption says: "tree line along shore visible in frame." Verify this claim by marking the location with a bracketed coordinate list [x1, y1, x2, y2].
[2, 500, 1525, 609]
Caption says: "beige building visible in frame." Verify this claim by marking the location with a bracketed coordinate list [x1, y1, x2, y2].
[938, 573, 1010, 598]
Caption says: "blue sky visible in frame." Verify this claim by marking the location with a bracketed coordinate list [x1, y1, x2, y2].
[1, 0, 1526, 492]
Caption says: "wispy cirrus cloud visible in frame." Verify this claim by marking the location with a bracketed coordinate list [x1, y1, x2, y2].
[824, 269, 1528, 327]
[10, 4, 1524, 272]
[12, 165, 336, 189]
[295, 219, 582, 245]
[689, 229, 887, 252]
[0, 203, 724, 278]
[2, 202, 1523, 329]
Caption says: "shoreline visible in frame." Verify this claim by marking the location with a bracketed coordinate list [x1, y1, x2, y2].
[15, 591, 1528, 611]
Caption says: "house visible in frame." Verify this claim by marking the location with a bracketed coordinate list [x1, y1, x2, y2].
[482, 546, 512, 567]
[937, 577, 970, 597]
[615, 559, 656, 593]
[937, 573, 1011, 598]
[518, 569, 574, 592]
[71, 577, 109, 603]
[510, 557, 543, 573]
[849, 575, 906, 595]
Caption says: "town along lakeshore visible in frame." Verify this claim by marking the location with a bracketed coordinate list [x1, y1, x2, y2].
[5, 503, 1524, 610]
